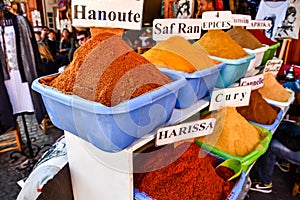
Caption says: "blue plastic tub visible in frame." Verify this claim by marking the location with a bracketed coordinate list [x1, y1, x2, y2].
[163, 63, 225, 108]
[249, 105, 283, 132]
[211, 54, 255, 88]
[32, 69, 187, 152]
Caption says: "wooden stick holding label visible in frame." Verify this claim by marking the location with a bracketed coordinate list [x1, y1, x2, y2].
[278, 39, 291, 62]
[284, 39, 291, 65]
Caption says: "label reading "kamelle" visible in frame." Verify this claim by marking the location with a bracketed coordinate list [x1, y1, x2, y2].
[240, 74, 264, 90]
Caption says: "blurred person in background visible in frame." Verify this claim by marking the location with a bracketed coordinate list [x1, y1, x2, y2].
[35, 31, 43, 43]
[144, 37, 156, 49]
[196, 0, 216, 37]
[47, 29, 59, 58]
[59, 28, 74, 61]
[40, 26, 49, 43]
[250, 120, 300, 193]
[69, 29, 90, 61]
[132, 38, 142, 52]
[37, 42, 59, 76]
[76, 30, 90, 47]
[196, 0, 215, 18]
[47, 29, 69, 68]
[250, 79, 300, 194]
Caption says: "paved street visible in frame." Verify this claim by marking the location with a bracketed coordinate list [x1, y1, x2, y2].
[0, 113, 63, 200]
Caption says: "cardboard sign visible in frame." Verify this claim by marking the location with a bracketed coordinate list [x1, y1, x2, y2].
[153, 18, 202, 41]
[246, 20, 272, 30]
[201, 11, 232, 30]
[72, 0, 144, 30]
[155, 118, 216, 146]
[240, 74, 264, 90]
[231, 14, 251, 27]
[264, 59, 283, 76]
[209, 85, 252, 111]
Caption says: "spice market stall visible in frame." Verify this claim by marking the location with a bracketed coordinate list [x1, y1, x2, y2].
[29, 0, 299, 199]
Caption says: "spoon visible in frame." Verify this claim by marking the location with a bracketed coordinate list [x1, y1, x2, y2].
[215, 158, 242, 181]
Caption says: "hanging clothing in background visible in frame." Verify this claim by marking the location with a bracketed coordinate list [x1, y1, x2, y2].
[275, 0, 300, 40]
[1, 17, 35, 114]
[1, 11, 46, 124]
[243, 0, 261, 19]
[255, 0, 290, 41]
[0, 41, 16, 134]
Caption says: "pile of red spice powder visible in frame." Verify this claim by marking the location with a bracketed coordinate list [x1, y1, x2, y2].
[134, 143, 236, 200]
[248, 29, 277, 46]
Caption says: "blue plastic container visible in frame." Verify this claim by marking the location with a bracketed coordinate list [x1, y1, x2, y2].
[32, 69, 187, 152]
[163, 63, 225, 109]
[249, 105, 283, 132]
[211, 54, 255, 88]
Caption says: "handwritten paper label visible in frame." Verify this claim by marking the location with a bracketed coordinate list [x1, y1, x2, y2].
[72, 0, 144, 30]
[209, 85, 252, 111]
[264, 59, 283, 76]
[153, 18, 202, 41]
[240, 74, 264, 90]
[231, 14, 251, 26]
[202, 11, 232, 30]
[246, 20, 272, 30]
[156, 118, 216, 146]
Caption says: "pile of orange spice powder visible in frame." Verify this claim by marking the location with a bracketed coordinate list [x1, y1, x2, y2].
[134, 143, 236, 200]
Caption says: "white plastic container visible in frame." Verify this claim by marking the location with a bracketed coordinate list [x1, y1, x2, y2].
[263, 89, 295, 111]
[244, 45, 269, 71]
